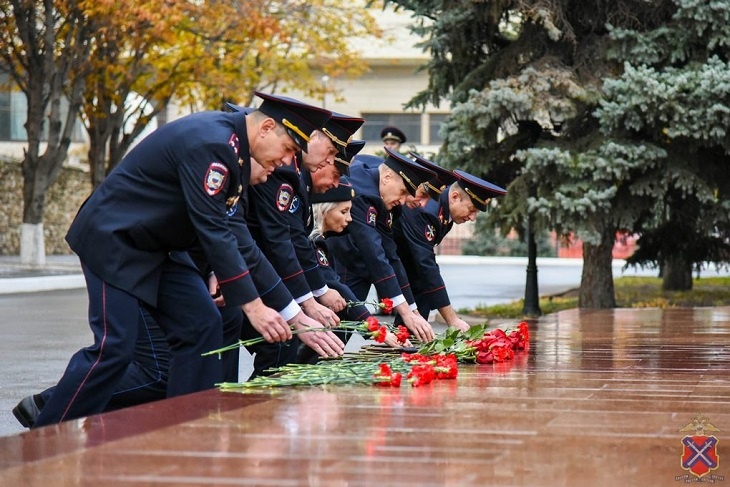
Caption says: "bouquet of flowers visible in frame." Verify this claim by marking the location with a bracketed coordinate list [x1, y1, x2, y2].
[417, 321, 530, 364]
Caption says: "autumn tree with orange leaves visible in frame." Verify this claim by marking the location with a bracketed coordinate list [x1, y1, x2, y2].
[1, 0, 379, 264]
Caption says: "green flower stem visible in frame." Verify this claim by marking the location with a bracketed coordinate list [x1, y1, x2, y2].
[202, 326, 331, 357]
[217, 356, 410, 390]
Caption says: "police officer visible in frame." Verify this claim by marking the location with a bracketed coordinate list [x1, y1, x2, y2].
[13, 155, 341, 428]
[381, 126, 407, 152]
[327, 147, 438, 343]
[243, 111, 365, 375]
[191, 155, 345, 382]
[31, 92, 332, 427]
[393, 154, 507, 331]
[297, 142, 410, 363]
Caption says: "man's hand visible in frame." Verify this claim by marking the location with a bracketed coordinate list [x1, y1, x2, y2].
[242, 298, 292, 343]
[394, 302, 434, 343]
[438, 306, 470, 333]
[207, 273, 226, 307]
[448, 317, 471, 333]
[289, 312, 345, 358]
[318, 288, 346, 313]
[383, 331, 412, 349]
[301, 297, 340, 328]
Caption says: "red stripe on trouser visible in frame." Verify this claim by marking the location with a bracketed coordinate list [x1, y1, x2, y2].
[60, 281, 108, 422]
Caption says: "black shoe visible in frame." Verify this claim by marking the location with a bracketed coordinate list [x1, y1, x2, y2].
[12, 395, 43, 429]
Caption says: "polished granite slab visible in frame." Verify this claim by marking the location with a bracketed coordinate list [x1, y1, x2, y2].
[1, 307, 728, 486]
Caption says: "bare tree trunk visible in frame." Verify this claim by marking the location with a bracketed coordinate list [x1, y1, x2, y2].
[88, 125, 109, 189]
[662, 254, 693, 291]
[579, 227, 617, 308]
[6, 0, 92, 264]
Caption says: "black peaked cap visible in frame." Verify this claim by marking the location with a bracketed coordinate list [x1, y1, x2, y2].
[380, 126, 406, 144]
[334, 140, 366, 176]
[382, 147, 435, 197]
[453, 169, 507, 211]
[311, 182, 356, 204]
[254, 91, 332, 152]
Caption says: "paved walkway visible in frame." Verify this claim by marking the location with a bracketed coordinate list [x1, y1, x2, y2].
[1, 307, 728, 485]
[0, 255, 84, 294]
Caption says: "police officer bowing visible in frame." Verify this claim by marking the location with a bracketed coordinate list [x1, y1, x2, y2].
[32, 92, 331, 427]
[393, 155, 507, 331]
[327, 148, 437, 343]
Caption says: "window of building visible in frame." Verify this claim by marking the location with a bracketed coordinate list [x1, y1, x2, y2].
[429, 113, 449, 144]
[0, 72, 86, 142]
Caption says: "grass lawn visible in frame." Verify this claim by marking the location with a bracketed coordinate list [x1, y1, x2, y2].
[465, 276, 730, 320]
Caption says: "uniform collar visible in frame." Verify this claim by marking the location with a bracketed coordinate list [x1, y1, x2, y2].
[438, 190, 452, 225]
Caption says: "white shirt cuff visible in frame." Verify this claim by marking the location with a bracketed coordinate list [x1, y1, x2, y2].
[312, 285, 328, 298]
[295, 292, 314, 304]
[391, 294, 406, 308]
[279, 301, 301, 322]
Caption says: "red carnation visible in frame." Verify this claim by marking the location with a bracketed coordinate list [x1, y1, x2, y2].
[365, 316, 380, 332]
[395, 325, 410, 344]
[380, 298, 394, 314]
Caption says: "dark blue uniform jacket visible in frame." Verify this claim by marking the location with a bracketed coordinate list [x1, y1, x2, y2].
[312, 235, 368, 321]
[247, 155, 327, 301]
[392, 190, 454, 309]
[327, 158, 415, 304]
[66, 110, 258, 307]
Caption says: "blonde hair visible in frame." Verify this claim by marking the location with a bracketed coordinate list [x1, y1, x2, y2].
[310, 201, 339, 240]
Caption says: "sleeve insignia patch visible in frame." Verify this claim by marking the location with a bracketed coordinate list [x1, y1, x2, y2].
[276, 184, 294, 211]
[425, 224, 436, 242]
[204, 162, 229, 196]
[366, 206, 377, 226]
[289, 195, 300, 214]
[228, 134, 240, 156]
[316, 248, 329, 266]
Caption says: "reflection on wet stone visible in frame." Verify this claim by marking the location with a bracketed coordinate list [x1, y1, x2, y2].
[1, 307, 729, 486]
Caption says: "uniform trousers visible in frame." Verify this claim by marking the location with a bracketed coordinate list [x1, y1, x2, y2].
[37, 306, 169, 411]
[34, 258, 223, 427]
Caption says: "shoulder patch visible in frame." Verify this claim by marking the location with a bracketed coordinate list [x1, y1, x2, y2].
[316, 248, 329, 266]
[424, 224, 436, 242]
[204, 162, 229, 196]
[228, 134, 240, 156]
[289, 195, 300, 214]
[276, 184, 294, 211]
[366, 206, 378, 226]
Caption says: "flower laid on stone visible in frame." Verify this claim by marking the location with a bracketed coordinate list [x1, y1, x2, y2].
[417, 321, 530, 364]
[373, 363, 402, 387]
[216, 352, 459, 391]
